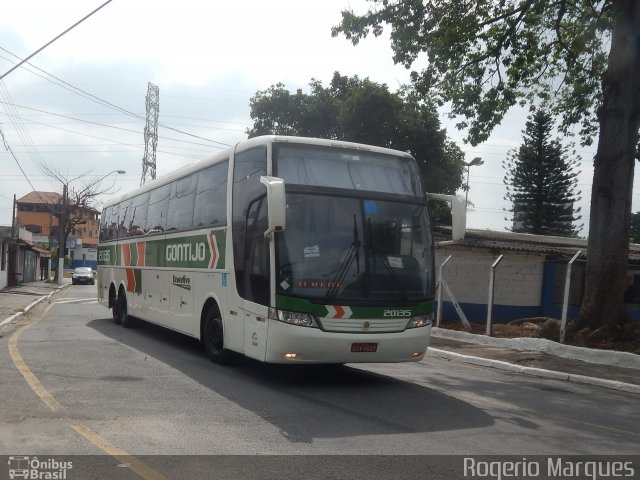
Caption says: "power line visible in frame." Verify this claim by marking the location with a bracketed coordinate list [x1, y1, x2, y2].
[0, 1, 114, 81]
[0, 47, 231, 147]
[0, 102, 227, 147]
[0, 127, 44, 199]
[0, 81, 53, 189]
[0, 107, 228, 148]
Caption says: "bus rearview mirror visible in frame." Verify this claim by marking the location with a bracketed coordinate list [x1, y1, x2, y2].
[260, 176, 286, 238]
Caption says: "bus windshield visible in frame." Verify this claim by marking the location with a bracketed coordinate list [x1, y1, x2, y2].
[274, 143, 424, 197]
[276, 192, 434, 304]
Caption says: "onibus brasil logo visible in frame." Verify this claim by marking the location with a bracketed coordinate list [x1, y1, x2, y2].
[7, 456, 72, 479]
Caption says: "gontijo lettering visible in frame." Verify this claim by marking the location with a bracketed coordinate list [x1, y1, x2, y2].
[166, 242, 206, 262]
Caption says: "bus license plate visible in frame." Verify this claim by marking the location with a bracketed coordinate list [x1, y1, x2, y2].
[351, 343, 378, 353]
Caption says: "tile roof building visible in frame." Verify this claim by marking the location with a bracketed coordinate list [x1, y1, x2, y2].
[16, 191, 100, 248]
[434, 227, 640, 325]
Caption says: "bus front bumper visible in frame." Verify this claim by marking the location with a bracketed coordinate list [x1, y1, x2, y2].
[264, 321, 431, 364]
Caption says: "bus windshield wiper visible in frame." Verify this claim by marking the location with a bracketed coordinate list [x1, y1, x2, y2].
[325, 215, 360, 302]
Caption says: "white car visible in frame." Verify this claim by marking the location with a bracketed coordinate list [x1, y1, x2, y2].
[72, 267, 95, 285]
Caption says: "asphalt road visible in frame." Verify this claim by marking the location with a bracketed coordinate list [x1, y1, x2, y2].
[1, 285, 638, 477]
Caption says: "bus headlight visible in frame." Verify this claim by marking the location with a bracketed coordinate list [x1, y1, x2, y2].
[271, 309, 319, 328]
[406, 313, 433, 329]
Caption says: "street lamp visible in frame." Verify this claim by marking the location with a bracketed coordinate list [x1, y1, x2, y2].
[463, 157, 484, 209]
[95, 169, 126, 184]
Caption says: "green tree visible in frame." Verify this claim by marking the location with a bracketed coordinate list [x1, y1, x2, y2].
[248, 72, 465, 196]
[504, 110, 582, 236]
[333, 1, 640, 341]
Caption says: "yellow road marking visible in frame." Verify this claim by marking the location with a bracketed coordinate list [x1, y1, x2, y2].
[9, 303, 63, 413]
[7, 297, 168, 480]
[70, 424, 168, 480]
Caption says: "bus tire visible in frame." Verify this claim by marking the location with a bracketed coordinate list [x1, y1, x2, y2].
[202, 308, 231, 364]
[110, 287, 120, 324]
[116, 289, 134, 328]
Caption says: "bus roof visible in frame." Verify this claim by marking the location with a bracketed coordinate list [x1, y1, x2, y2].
[102, 136, 414, 209]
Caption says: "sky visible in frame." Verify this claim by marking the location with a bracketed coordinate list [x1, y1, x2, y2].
[0, 0, 631, 236]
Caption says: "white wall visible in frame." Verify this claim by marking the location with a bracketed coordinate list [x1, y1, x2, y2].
[0, 240, 7, 289]
[435, 247, 545, 307]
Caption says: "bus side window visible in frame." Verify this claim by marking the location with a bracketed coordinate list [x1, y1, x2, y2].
[121, 198, 137, 238]
[99, 206, 111, 242]
[146, 183, 171, 234]
[108, 203, 120, 240]
[167, 174, 197, 231]
[118, 199, 133, 239]
[129, 192, 149, 236]
[193, 161, 228, 228]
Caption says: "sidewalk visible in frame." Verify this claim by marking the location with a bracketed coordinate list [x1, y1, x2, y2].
[429, 327, 640, 394]
[0, 280, 68, 328]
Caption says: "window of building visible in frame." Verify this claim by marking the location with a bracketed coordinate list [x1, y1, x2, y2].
[25, 224, 42, 234]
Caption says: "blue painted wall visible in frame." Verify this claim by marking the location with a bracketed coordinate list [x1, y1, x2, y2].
[439, 261, 640, 324]
[71, 259, 97, 270]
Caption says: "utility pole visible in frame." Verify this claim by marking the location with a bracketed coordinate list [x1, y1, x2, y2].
[57, 184, 67, 284]
[11, 194, 16, 239]
[141, 82, 159, 186]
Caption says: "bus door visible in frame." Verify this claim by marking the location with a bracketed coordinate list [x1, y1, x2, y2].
[232, 146, 269, 360]
[240, 195, 270, 361]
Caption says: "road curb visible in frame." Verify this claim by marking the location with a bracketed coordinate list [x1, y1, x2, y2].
[432, 327, 640, 369]
[427, 348, 640, 394]
[0, 285, 67, 328]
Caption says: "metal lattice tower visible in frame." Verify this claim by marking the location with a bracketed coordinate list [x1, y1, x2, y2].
[141, 82, 159, 186]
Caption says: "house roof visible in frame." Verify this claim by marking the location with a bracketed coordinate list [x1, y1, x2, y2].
[435, 227, 640, 262]
[29, 245, 51, 257]
[17, 191, 62, 204]
[16, 191, 99, 214]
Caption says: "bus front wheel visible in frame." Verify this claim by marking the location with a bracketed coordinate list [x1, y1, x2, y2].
[203, 309, 231, 364]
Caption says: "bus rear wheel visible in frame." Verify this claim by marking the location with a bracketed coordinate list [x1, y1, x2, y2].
[203, 309, 231, 364]
[116, 290, 134, 328]
[111, 288, 120, 324]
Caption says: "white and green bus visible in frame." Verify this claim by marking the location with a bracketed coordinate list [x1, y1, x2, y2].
[97, 135, 436, 364]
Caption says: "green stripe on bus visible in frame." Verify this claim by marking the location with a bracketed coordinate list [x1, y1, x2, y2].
[97, 230, 226, 269]
[275, 295, 433, 318]
[134, 268, 142, 294]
